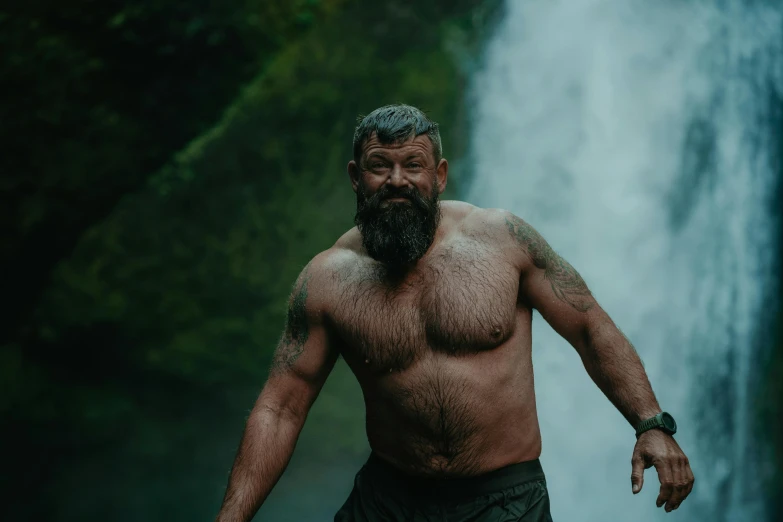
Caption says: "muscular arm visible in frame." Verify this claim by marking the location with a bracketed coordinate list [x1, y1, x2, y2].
[501, 211, 694, 512]
[503, 213, 660, 426]
[216, 260, 339, 522]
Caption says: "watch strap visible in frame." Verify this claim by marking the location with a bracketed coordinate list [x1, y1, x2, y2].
[635, 413, 663, 437]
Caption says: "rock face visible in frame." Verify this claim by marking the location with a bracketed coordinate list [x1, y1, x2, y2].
[0, 1, 501, 520]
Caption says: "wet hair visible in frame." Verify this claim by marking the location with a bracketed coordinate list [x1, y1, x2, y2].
[352, 104, 442, 164]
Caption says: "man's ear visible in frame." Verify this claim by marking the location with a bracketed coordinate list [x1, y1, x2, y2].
[347, 160, 360, 193]
[436, 158, 448, 194]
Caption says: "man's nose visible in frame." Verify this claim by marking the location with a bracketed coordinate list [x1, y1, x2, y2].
[387, 165, 410, 188]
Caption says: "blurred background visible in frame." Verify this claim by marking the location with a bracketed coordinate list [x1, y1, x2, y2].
[1, 0, 781, 521]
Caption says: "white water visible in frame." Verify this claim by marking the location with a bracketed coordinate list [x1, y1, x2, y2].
[466, 1, 781, 520]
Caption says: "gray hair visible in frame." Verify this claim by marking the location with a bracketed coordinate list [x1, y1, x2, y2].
[352, 104, 442, 164]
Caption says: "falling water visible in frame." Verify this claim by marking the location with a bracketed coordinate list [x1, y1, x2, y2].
[466, 1, 781, 520]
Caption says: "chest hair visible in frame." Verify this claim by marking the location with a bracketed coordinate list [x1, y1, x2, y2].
[332, 241, 519, 373]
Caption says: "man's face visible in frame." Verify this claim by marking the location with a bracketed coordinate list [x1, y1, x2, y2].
[349, 133, 448, 271]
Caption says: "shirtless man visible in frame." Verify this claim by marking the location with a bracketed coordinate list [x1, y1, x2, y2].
[214, 104, 695, 521]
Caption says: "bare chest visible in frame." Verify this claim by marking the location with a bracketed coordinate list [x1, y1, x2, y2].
[330, 243, 520, 373]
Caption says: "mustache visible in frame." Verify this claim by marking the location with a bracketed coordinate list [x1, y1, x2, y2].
[362, 185, 429, 207]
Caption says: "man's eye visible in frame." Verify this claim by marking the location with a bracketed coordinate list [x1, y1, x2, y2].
[371, 162, 386, 169]
[407, 163, 421, 169]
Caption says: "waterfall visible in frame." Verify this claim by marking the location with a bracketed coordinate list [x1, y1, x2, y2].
[465, 1, 782, 520]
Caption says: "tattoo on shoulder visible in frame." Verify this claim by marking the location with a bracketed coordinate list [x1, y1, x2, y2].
[504, 215, 594, 312]
[271, 265, 313, 373]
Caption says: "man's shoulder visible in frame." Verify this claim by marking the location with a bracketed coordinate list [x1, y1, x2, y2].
[300, 230, 365, 288]
[446, 203, 539, 270]
[440, 199, 479, 219]
[445, 201, 519, 239]
[332, 226, 363, 252]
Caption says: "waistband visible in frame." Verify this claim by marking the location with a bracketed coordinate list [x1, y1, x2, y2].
[363, 452, 546, 501]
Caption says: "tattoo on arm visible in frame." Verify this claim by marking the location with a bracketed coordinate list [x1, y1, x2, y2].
[271, 266, 312, 373]
[505, 216, 594, 312]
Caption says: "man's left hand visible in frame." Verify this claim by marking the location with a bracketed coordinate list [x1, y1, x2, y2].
[630, 429, 695, 512]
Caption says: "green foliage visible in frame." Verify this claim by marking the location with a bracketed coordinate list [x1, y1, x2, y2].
[0, 0, 347, 347]
[2, 1, 500, 520]
[37, 3, 489, 389]
[6, 1, 780, 519]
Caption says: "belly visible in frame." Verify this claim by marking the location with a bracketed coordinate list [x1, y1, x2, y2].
[360, 335, 541, 477]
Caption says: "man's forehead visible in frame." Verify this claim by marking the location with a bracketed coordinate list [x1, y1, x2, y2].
[361, 133, 432, 157]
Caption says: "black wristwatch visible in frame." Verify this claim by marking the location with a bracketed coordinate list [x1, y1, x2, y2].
[635, 412, 677, 438]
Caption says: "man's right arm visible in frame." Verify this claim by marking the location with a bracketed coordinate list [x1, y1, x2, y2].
[215, 259, 339, 522]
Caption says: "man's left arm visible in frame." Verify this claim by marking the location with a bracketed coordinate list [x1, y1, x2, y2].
[502, 211, 694, 513]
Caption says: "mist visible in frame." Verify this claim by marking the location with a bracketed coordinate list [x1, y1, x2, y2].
[465, 0, 782, 520]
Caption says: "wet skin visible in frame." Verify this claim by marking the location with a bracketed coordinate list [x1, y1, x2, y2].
[311, 134, 561, 475]
[215, 134, 695, 522]
[328, 200, 542, 476]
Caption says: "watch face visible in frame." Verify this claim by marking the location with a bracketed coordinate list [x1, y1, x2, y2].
[661, 412, 677, 432]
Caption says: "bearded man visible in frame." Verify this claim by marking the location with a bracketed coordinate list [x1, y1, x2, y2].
[214, 104, 694, 521]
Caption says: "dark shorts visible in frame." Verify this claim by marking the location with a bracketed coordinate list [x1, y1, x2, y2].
[334, 453, 553, 522]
